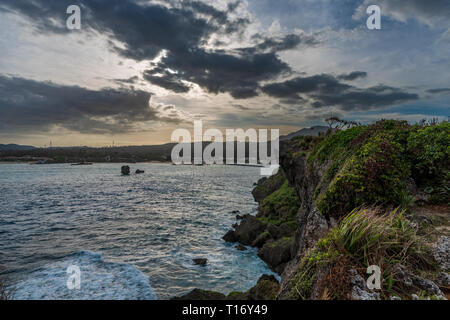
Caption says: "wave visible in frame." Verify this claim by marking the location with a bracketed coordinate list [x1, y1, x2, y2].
[10, 251, 158, 300]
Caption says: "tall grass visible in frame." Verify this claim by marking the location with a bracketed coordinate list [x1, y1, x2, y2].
[338, 208, 429, 269]
[289, 207, 434, 299]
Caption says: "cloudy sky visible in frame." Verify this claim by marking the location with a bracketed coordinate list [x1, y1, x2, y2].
[0, 0, 449, 147]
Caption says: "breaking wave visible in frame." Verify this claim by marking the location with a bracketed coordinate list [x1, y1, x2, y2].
[11, 251, 158, 300]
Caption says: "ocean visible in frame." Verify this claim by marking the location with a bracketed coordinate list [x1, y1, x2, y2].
[0, 163, 277, 299]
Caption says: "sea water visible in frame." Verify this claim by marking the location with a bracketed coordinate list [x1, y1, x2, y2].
[0, 163, 277, 299]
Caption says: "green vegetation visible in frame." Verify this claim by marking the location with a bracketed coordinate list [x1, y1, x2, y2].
[257, 179, 300, 228]
[407, 122, 450, 203]
[252, 170, 286, 201]
[289, 208, 434, 300]
[301, 120, 450, 218]
[307, 125, 367, 166]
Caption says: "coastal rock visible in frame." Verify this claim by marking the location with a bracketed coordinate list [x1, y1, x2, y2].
[225, 215, 266, 246]
[295, 207, 329, 257]
[223, 230, 238, 243]
[266, 223, 292, 240]
[172, 289, 225, 300]
[251, 232, 272, 248]
[236, 245, 247, 251]
[135, 169, 145, 174]
[247, 275, 280, 300]
[252, 172, 285, 203]
[258, 238, 293, 274]
[121, 165, 130, 175]
[193, 258, 208, 266]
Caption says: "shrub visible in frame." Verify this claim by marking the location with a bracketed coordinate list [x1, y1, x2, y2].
[318, 132, 410, 218]
[258, 180, 300, 226]
[407, 121, 450, 181]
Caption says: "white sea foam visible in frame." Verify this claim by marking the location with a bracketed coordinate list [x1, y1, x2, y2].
[11, 251, 157, 300]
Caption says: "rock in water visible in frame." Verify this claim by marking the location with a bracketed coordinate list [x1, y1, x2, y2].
[121, 166, 130, 175]
[135, 169, 145, 174]
[236, 245, 247, 251]
[193, 258, 208, 266]
[172, 289, 226, 300]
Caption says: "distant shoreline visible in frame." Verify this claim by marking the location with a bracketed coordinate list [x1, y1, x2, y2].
[0, 161, 171, 165]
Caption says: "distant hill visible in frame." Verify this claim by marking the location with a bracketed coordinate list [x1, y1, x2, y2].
[280, 126, 329, 141]
[0, 144, 36, 151]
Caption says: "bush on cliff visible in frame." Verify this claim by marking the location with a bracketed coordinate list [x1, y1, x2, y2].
[258, 179, 300, 229]
[252, 170, 286, 203]
[407, 122, 450, 203]
[309, 120, 449, 218]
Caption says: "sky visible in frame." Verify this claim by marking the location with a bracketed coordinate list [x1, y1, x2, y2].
[0, 0, 449, 147]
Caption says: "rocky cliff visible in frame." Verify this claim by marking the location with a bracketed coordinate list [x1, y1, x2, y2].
[177, 120, 449, 300]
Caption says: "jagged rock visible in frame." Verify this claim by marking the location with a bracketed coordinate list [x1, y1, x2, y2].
[229, 215, 266, 246]
[266, 223, 292, 240]
[294, 207, 329, 257]
[247, 275, 280, 300]
[433, 236, 450, 272]
[266, 224, 281, 239]
[251, 232, 272, 248]
[392, 264, 444, 297]
[193, 258, 208, 266]
[223, 230, 238, 242]
[172, 289, 225, 300]
[121, 165, 130, 175]
[135, 169, 145, 174]
[236, 245, 247, 251]
[231, 210, 240, 214]
[236, 215, 244, 220]
[258, 238, 293, 274]
[436, 272, 450, 287]
[349, 269, 381, 300]
[252, 172, 285, 203]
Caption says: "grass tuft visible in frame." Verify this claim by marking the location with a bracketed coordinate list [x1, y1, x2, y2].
[289, 207, 435, 299]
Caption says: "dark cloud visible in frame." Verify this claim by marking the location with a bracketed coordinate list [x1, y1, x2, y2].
[113, 76, 140, 85]
[0, 75, 183, 134]
[262, 74, 351, 99]
[262, 74, 419, 111]
[338, 71, 368, 81]
[143, 69, 192, 93]
[152, 48, 291, 99]
[426, 88, 450, 94]
[240, 33, 319, 54]
[0, 0, 317, 98]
